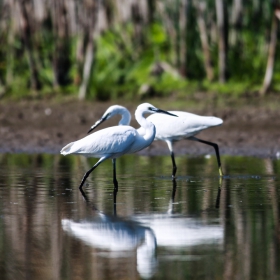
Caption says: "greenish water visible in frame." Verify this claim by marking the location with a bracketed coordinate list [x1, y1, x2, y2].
[0, 154, 280, 279]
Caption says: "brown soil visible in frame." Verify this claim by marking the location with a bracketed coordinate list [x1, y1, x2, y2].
[0, 99, 279, 158]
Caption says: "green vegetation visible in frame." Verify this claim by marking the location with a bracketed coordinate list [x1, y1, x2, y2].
[0, 0, 280, 100]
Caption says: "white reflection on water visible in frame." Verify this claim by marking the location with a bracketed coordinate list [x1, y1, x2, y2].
[132, 184, 224, 248]
[132, 215, 223, 248]
[62, 186, 224, 279]
[62, 212, 157, 278]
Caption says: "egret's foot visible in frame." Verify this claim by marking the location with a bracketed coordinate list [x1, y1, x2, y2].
[219, 167, 224, 177]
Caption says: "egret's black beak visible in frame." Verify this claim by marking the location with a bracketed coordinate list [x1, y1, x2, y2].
[156, 109, 178, 117]
[87, 117, 106, 134]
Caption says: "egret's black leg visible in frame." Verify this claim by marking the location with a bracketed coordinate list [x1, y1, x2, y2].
[166, 140, 177, 178]
[171, 179, 177, 202]
[167, 179, 177, 215]
[113, 188, 117, 215]
[171, 151, 177, 179]
[215, 187, 221, 209]
[79, 158, 104, 190]
[190, 136, 223, 176]
[79, 187, 89, 202]
[215, 177, 223, 208]
[112, 158, 118, 191]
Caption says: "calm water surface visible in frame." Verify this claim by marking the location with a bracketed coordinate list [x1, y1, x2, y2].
[0, 154, 280, 279]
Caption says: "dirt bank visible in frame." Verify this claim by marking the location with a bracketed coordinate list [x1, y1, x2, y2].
[0, 99, 279, 158]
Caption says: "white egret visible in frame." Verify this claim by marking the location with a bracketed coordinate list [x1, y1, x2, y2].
[88, 105, 223, 178]
[60, 103, 177, 190]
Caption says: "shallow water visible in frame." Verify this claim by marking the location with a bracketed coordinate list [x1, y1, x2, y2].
[0, 153, 280, 279]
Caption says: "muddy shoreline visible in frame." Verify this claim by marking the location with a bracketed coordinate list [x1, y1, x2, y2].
[0, 100, 279, 158]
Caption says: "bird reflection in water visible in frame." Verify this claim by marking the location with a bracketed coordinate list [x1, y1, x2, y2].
[131, 180, 224, 249]
[62, 189, 158, 279]
[62, 181, 224, 278]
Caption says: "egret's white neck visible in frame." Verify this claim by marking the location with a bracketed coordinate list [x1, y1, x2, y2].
[118, 108, 131, 126]
[135, 109, 156, 142]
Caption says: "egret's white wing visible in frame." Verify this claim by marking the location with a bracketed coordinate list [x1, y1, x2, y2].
[148, 111, 223, 140]
[61, 126, 137, 157]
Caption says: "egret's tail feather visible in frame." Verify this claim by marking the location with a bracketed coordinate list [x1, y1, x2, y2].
[60, 142, 75, 155]
[205, 117, 223, 127]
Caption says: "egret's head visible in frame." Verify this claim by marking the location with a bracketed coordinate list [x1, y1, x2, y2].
[88, 105, 130, 134]
[137, 103, 178, 117]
